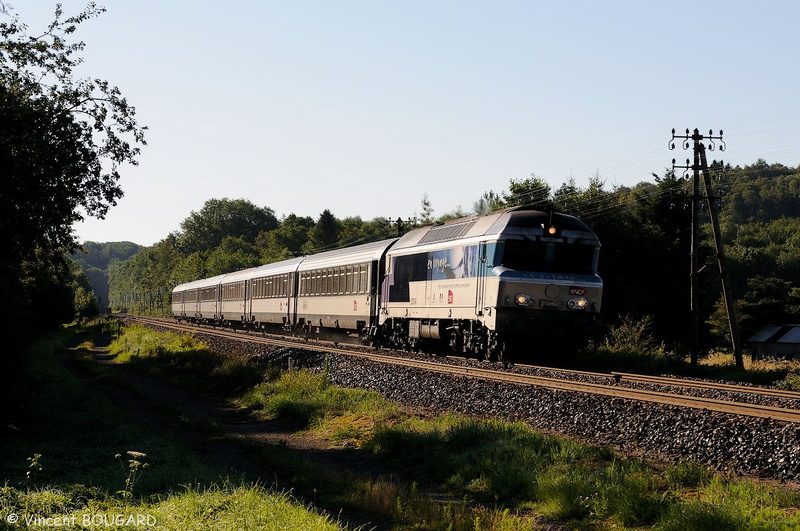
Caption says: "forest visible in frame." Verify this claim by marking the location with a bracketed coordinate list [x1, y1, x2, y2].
[85, 161, 800, 357]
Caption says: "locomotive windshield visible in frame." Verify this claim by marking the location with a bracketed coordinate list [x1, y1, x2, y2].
[499, 240, 598, 275]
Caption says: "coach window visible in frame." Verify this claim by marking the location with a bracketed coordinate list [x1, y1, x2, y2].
[358, 264, 366, 294]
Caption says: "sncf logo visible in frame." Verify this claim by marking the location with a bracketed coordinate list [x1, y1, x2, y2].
[569, 287, 586, 296]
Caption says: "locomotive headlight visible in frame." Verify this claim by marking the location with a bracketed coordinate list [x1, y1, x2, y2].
[515, 293, 533, 306]
[568, 297, 588, 310]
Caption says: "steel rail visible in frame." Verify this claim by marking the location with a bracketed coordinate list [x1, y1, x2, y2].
[611, 371, 800, 401]
[515, 362, 800, 402]
[125, 316, 800, 423]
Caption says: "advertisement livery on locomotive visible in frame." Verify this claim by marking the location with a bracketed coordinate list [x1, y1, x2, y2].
[171, 207, 602, 361]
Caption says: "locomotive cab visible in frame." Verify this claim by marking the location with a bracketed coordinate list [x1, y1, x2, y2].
[378, 207, 603, 362]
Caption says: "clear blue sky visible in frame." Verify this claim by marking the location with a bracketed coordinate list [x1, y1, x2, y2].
[11, 1, 800, 246]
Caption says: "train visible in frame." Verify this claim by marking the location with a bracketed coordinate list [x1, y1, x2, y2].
[171, 207, 603, 362]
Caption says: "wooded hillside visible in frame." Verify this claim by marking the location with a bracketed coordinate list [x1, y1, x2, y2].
[98, 161, 800, 355]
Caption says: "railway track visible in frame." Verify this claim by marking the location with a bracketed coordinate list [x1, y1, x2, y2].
[125, 315, 800, 424]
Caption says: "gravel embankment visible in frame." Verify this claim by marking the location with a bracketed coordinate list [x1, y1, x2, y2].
[141, 323, 800, 481]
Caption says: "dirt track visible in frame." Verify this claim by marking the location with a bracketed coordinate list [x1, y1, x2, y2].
[60, 336, 397, 530]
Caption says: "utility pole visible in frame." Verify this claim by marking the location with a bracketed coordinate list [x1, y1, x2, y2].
[669, 128, 744, 370]
[698, 142, 744, 369]
[386, 217, 417, 237]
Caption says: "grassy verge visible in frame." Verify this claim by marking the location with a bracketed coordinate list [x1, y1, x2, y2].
[102, 323, 800, 529]
[575, 315, 800, 389]
[0, 322, 343, 531]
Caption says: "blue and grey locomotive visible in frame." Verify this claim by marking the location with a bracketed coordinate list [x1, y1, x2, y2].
[171, 207, 602, 361]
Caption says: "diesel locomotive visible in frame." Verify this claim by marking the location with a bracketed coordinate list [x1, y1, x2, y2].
[171, 207, 602, 361]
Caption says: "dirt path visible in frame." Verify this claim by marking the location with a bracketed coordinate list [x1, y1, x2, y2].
[60, 336, 394, 530]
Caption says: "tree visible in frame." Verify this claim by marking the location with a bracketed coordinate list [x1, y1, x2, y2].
[709, 276, 800, 344]
[503, 175, 553, 211]
[472, 190, 503, 215]
[178, 198, 278, 254]
[419, 193, 434, 225]
[69, 261, 99, 321]
[304, 209, 341, 252]
[255, 214, 314, 262]
[205, 237, 261, 276]
[0, 3, 145, 409]
[68, 241, 143, 310]
[1, 5, 146, 259]
[338, 216, 395, 246]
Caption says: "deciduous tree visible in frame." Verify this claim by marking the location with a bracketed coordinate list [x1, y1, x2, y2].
[0, 3, 145, 414]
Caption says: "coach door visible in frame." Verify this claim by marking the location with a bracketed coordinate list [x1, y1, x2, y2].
[475, 241, 489, 317]
[288, 272, 297, 328]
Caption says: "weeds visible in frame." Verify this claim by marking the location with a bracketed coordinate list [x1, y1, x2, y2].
[115, 451, 149, 502]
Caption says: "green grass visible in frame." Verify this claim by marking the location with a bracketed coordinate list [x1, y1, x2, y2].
[108, 323, 268, 393]
[0, 322, 345, 531]
[242, 368, 800, 529]
[240, 368, 397, 441]
[0, 483, 341, 531]
[43, 321, 800, 530]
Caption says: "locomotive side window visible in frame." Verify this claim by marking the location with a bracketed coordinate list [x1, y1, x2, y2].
[388, 252, 427, 302]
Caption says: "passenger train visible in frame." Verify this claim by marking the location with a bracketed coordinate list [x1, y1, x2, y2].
[171, 207, 603, 362]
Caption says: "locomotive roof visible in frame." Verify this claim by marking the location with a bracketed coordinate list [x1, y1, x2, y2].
[390, 207, 599, 251]
[297, 238, 398, 270]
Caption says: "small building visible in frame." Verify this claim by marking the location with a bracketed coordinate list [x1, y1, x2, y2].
[748, 325, 800, 359]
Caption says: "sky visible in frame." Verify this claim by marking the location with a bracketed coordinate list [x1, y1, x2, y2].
[9, 1, 800, 246]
